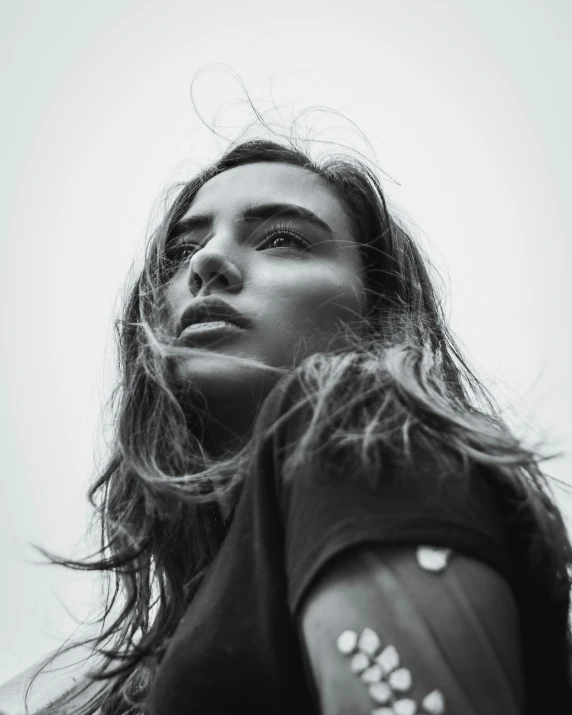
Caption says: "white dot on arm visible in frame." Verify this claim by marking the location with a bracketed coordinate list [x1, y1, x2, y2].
[297, 545, 525, 715]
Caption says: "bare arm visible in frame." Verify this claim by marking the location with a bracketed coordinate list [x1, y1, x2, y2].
[299, 545, 525, 715]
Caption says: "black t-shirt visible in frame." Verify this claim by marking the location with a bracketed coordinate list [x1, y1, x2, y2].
[146, 372, 571, 714]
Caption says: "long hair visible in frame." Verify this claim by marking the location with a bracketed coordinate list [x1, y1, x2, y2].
[34, 138, 572, 714]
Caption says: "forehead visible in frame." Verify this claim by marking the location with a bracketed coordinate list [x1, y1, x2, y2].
[184, 162, 354, 233]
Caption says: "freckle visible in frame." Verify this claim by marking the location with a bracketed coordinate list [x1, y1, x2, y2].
[369, 681, 392, 704]
[388, 667, 412, 692]
[337, 630, 358, 654]
[393, 699, 417, 715]
[361, 664, 383, 683]
[358, 627, 382, 656]
[416, 546, 452, 573]
[350, 651, 371, 674]
[375, 645, 400, 674]
[422, 690, 446, 714]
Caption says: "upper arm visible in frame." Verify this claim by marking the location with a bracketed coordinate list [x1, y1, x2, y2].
[299, 545, 525, 715]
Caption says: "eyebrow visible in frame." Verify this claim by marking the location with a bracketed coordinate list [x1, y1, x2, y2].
[169, 202, 334, 240]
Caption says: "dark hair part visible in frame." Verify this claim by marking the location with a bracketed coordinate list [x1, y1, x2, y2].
[35, 138, 572, 714]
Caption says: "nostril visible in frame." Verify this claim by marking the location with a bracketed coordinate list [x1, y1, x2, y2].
[215, 273, 230, 288]
[191, 275, 203, 294]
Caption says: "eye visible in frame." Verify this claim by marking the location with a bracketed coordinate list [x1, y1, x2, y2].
[164, 242, 200, 265]
[257, 225, 311, 252]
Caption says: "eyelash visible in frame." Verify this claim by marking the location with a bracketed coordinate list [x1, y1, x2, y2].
[164, 223, 311, 266]
[256, 224, 311, 252]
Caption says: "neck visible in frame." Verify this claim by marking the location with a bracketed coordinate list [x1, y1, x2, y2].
[203, 406, 256, 456]
[201, 400, 261, 523]
[199, 365, 284, 455]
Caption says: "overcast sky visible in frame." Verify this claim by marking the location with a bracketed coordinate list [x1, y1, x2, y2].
[1, 0, 571, 684]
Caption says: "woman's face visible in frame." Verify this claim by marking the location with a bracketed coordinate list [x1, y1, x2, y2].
[165, 161, 365, 398]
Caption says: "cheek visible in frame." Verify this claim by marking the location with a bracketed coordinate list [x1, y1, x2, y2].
[168, 268, 190, 299]
[164, 272, 191, 321]
[269, 268, 365, 339]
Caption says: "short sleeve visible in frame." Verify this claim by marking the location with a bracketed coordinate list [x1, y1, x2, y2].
[250, 370, 516, 618]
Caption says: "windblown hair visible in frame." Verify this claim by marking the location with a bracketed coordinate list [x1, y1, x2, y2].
[35, 138, 572, 714]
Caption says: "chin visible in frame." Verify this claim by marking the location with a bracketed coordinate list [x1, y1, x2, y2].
[174, 350, 240, 382]
[174, 349, 282, 394]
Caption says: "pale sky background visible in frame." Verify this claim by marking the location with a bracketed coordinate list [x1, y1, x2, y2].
[1, 0, 571, 686]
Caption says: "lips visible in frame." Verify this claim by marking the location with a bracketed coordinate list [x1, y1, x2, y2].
[178, 297, 250, 336]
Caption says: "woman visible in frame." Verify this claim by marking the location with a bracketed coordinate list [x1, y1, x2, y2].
[10, 138, 572, 714]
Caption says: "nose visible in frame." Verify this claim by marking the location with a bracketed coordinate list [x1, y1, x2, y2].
[187, 247, 242, 297]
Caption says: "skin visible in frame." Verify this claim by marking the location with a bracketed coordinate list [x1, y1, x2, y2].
[0, 165, 367, 715]
[301, 546, 524, 715]
[162, 166, 526, 713]
[165, 161, 366, 460]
